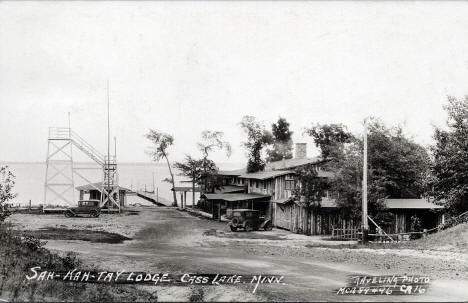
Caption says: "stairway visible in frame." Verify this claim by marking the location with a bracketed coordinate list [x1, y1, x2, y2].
[70, 131, 105, 166]
[48, 127, 105, 166]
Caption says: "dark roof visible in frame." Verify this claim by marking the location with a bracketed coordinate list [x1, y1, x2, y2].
[239, 170, 295, 180]
[172, 186, 201, 192]
[201, 193, 270, 202]
[76, 182, 130, 192]
[264, 157, 322, 171]
[214, 185, 246, 194]
[217, 168, 246, 176]
[271, 198, 442, 210]
[385, 199, 444, 209]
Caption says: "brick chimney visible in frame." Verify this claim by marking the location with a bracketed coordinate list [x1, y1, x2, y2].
[295, 143, 307, 159]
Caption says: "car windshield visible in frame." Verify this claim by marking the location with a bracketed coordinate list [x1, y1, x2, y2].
[79, 201, 97, 206]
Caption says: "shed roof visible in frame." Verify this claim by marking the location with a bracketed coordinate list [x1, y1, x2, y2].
[239, 170, 295, 180]
[217, 169, 246, 176]
[214, 185, 246, 194]
[271, 198, 443, 210]
[76, 182, 130, 192]
[201, 193, 270, 202]
[264, 157, 322, 171]
[385, 199, 444, 209]
[172, 186, 201, 192]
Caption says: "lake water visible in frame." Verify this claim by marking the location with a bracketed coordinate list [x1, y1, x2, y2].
[1, 162, 242, 207]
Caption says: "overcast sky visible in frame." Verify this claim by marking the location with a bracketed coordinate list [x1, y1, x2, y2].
[1, 1, 468, 164]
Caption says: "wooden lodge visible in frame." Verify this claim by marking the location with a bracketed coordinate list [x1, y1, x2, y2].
[272, 197, 444, 235]
[198, 143, 446, 236]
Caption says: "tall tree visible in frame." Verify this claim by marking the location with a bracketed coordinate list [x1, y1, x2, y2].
[0, 166, 17, 222]
[240, 116, 273, 173]
[174, 156, 216, 208]
[145, 129, 178, 206]
[306, 120, 429, 229]
[197, 130, 231, 195]
[197, 130, 232, 160]
[304, 123, 353, 160]
[427, 96, 468, 214]
[266, 117, 293, 162]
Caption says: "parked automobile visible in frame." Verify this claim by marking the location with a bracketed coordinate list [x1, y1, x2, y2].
[228, 209, 273, 232]
[64, 200, 101, 218]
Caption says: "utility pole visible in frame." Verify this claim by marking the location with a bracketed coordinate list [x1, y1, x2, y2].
[362, 118, 369, 243]
[107, 80, 110, 189]
[68, 111, 75, 204]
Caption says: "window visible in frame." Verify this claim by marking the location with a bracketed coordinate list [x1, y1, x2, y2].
[263, 181, 267, 189]
[285, 179, 296, 190]
[255, 181, 259, 188]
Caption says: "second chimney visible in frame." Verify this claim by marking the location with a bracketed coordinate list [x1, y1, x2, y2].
[295, 143, 307, 159]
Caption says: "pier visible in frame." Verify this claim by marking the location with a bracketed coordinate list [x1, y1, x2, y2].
[127, 190, 169, 207]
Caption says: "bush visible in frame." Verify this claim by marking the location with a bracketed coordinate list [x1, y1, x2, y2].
[410, 215, 422, 232]
[0, 225, 155, 301]
[22, 234, 47, 251]
[442, 213, 468, 230]
[62, 252, 81, 270]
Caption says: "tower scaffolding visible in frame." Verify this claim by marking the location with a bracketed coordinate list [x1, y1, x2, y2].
[44, 127, 121, 212]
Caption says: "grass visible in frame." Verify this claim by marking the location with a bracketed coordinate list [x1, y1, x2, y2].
[0, 223, 157, 302]
[380, 222, 468, 252]
[303, 222, 468, 252]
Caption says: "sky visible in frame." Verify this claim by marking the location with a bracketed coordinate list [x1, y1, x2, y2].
[1, 1, 468, 164]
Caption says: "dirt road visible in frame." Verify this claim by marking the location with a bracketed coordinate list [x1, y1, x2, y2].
[9, 207, 468, 301]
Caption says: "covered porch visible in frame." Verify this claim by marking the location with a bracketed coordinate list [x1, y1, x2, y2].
[200, 193, 271, 221]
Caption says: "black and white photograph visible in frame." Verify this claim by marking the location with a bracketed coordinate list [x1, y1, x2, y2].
[1, 1, 468, 302]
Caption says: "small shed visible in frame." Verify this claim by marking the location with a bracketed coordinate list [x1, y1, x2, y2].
[385, 199, 445, 233]
[76, 182, 129, 208]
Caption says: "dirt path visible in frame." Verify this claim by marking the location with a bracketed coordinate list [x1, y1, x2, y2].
[8, 207, 468, 301]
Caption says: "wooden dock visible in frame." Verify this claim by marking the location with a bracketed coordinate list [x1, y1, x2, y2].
[127, 190, 169, 207]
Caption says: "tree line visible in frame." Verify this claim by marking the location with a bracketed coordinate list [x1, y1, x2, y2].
[1, 96, 467, 232]
[143, 96, 468, 224]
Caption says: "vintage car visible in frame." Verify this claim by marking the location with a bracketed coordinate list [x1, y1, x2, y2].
[228, 209, 273, 232]
[64, 200, 101, 218]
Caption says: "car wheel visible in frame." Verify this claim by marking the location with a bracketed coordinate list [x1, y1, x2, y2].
[230, 225, 238, 232]
[90, 210, 99, 218]
[245, 222, 253, 232]
[264, 221, 273, 231]
[64, 211, 71, 217]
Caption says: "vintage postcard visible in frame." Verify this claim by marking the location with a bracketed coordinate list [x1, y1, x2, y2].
[0, 1, 467, 302]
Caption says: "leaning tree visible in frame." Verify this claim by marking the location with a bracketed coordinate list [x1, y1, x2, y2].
[145, 129, 178, 206]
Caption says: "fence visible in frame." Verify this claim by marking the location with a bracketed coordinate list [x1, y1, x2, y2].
[331, 226, 360, 240]
[332, 226, 440, 242]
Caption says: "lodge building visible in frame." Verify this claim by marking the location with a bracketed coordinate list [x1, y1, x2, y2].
[198, 143, 445, 235]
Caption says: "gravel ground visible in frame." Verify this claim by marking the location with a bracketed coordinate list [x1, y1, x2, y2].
[6, 206, 468, 301]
